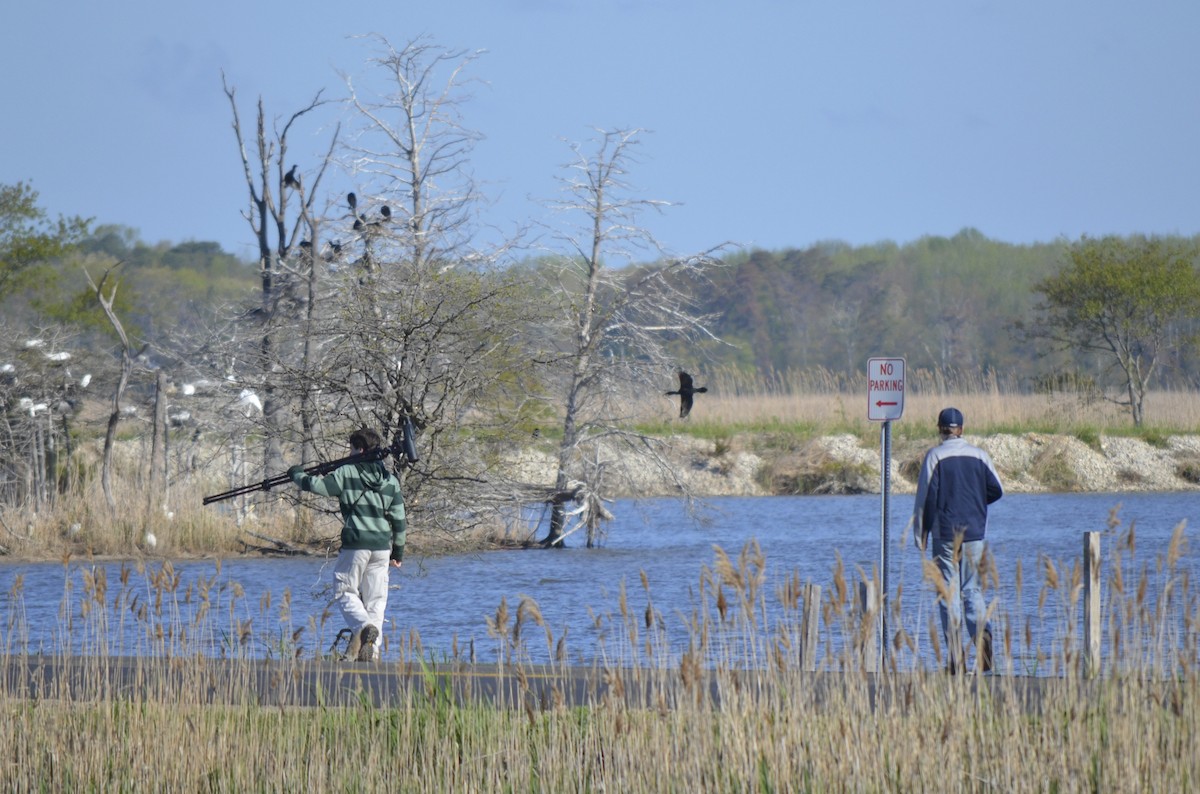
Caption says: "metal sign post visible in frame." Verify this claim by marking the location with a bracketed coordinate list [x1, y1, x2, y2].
[867, 357, 905, 670]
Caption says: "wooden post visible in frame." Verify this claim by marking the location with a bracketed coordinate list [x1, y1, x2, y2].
[858, 580, 878, 673]
[801, 583, 821, 672]
[1083, 531, 1101, 677]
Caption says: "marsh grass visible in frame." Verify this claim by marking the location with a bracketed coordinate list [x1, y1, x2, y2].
[674, 366, 1200, 439]
[1, 509, 1197, 790]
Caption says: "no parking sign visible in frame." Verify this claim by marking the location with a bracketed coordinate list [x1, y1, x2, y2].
[867, 357, 905, 422]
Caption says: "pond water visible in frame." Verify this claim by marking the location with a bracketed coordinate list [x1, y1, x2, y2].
[1, 491, 1196, 673]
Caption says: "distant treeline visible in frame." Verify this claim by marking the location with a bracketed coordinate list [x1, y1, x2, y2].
[697, 228, 1200, 390]
[19, 224, 1200, 392]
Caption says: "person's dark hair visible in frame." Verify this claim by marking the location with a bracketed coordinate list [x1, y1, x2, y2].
[349, 428, 383, 452]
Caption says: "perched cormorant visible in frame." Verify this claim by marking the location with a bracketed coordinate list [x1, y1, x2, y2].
[347, 191, 357, 210]
[666, 370, 708, 419]
[284, 165, 299, 189]
[380, 205, 391, 219]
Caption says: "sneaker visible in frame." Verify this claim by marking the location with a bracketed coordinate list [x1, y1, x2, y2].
[334, 627, 357, 662]
[356, 624, 379, 662]
[340, 633, 357, 662]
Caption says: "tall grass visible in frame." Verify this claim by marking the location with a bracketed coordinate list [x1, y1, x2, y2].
[678, 365, 1200, 438]
[0, 512, 1196, 790]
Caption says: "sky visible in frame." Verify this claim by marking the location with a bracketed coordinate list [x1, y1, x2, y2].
[4, 1, 1199, 263]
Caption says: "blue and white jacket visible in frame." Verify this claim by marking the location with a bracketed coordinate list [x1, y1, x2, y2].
[913, 436, 1003, 546]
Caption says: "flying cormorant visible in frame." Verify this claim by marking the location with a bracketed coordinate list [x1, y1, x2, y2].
[666, 370, 708, 418]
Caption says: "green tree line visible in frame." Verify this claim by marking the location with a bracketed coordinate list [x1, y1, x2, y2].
[8, 212, 1200, 395]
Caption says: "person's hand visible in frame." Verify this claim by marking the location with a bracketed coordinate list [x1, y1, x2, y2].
[287, 465, 303, 480]
[390, 559, 402, 569]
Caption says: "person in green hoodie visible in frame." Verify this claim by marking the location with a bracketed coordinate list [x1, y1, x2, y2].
[289, 428, 406, 662]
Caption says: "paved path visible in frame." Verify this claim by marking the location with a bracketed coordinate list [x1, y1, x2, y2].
[0, 655, 1086, 711]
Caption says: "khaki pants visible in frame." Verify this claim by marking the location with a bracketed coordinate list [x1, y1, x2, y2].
[333, 548, 390, 642]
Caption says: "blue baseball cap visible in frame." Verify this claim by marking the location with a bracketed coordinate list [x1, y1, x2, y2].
[937, 407, 964, 428]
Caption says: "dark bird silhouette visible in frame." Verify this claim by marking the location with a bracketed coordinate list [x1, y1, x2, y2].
[284, 165, 299, 189]
[666, 370, 708, 418]
[380, 205, 391, 220]
[353, 216, 365, 231]
[347, 191, 357, 210]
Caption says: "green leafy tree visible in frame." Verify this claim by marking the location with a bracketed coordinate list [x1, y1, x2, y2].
[1023, 235, 1200, 426]
[0, 181, 89, 302]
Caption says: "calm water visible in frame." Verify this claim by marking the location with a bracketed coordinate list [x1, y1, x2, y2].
[1, 492, 1196, 672]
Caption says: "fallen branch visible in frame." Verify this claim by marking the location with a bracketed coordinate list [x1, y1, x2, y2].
[241, 529, 315, 556]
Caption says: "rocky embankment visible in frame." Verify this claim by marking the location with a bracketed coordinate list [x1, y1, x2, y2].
[509, 433, 1200, 498]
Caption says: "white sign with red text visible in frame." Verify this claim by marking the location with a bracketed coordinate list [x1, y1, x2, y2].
[867, 357, 905, 421]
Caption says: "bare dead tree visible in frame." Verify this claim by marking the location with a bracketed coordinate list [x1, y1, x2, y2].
[341, 34, 488, 274]
[536, 129, 730, 548]
[84, 264, 141, 514]
[222, 74, 339, 480]
[269, 35, 542, 540]
[148, 369, 165, 516]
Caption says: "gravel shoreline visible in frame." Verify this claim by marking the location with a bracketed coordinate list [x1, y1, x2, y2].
[508, 433, 1200, 498]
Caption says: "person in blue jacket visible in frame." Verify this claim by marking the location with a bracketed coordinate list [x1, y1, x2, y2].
[913, 407, 1003, 673]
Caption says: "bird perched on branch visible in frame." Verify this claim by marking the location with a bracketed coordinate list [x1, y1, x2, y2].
[666, 370, 707, 418]
[284, 165, 299, 189]
[347, 192, 357, 211]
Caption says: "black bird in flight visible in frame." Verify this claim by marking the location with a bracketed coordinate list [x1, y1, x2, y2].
[666, 370, 707, 418]
[284, 165, 299, 189]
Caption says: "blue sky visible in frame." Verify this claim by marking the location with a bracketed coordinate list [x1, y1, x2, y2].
[4, 1, 1198, 262]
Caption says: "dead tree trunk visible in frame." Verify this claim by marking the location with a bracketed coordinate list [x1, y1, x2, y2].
[86, 265, 137, 514]
[147, 369, 167, 524]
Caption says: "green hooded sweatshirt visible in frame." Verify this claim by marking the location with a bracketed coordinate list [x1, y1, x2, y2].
[292, 460, 406, 558]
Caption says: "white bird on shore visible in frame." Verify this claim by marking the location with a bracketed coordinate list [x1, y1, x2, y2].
[18, 398, 48, 416]
[237, 389, 263, 416]
[143, 531, 157, 550]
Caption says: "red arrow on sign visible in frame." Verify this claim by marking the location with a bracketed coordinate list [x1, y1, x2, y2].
[875, 400, 897, 407]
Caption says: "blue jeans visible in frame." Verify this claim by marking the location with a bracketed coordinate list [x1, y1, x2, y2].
[931, 536, 991, 663]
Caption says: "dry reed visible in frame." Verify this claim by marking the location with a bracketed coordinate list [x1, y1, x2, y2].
[0, 516, 1196, 791]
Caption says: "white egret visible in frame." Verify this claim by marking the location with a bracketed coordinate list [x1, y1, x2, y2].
[237, 389, 263, 415]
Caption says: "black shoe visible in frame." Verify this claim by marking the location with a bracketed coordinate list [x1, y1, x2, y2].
[979, 629, 994, 674]
[356, 624, 379, 662]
